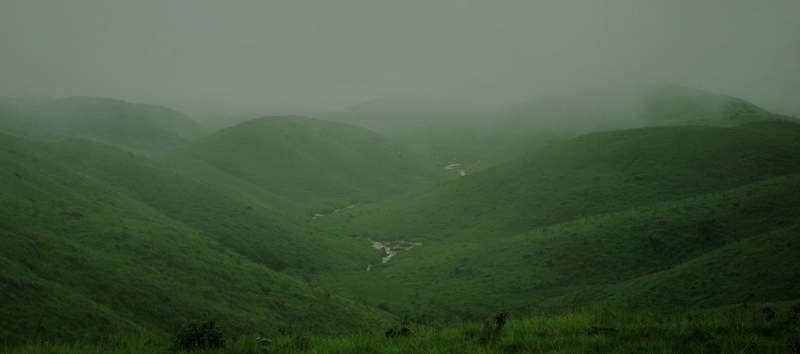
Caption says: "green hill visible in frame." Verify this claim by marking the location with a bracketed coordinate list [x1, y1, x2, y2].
[312, 123, 800, 318]
[0, 96, 207, 152]
[0, 132, 394, 344]
[159, 115, 449, 216]
[43, 139, 377, 275]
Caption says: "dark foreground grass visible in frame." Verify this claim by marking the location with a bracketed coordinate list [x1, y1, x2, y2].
[5, 302, 799, 353]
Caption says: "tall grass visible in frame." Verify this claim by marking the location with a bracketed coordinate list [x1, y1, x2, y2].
[5, 303, 799, 354]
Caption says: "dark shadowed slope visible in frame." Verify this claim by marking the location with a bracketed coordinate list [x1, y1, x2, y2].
[0, 96, 207, 151]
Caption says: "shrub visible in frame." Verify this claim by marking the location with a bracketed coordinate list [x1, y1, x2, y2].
[762, 307, 776, 322]
[174, 318, 225, 351]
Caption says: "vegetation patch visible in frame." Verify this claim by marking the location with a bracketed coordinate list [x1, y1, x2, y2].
[174, 318, 225, 351]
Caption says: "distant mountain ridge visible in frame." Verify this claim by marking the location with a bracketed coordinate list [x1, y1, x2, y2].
[0, 96, 207, 151]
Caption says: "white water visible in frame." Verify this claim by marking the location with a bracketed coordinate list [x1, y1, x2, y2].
[310, 204, 357, 221]
[444, 163, 466, 176]
[366, 239, 422, 270]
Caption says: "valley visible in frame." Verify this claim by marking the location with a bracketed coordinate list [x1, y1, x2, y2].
[1, 83, 799, 352]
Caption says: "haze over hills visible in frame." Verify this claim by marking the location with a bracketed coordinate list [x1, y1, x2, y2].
[2, 0, 799, 350]
[324, 95, 485, 134]
[0, 96, 207, 152]
[390, 82, 799, 169]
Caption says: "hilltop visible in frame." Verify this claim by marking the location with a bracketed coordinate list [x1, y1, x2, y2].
[0, 96, 207, 152]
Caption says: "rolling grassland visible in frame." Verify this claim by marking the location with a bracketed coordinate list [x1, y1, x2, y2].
[1, 87, 799, 352]
[0, 132, 399, 344]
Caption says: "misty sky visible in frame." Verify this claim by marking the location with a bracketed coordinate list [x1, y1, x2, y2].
[1, 1, 798, 115]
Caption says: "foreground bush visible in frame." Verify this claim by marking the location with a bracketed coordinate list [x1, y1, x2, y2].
[174, 318, 225, 351]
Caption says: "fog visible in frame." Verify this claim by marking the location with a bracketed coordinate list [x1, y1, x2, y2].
[1, 0, 798, 116]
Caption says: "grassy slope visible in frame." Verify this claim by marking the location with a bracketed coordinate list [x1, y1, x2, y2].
[313, 123, 800, 318]
[0, 133, 394, 344]
[0, 96, 207, 152]
[317, 123, 800, 242]
[54, 139, 380, 275]
[563, 223, 800, 310]
[316, 173, 800, 320]
[159, 116, 449, 215]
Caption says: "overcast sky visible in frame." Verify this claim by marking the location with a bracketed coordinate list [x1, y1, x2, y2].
[1, 0, 798, 115]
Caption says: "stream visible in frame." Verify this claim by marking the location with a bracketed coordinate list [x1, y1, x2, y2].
[366, 239, 422, 270]
[310, 204, 356, 221]
[444, 163, 466, 176]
